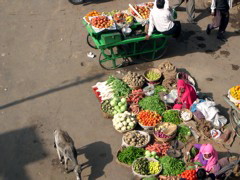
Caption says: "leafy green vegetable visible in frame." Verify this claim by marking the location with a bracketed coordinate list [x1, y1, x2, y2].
[117, 146, 145, 165]
[176, 125, 191, 143]
[106, 76, 131, 97]
[159, 156, 185, 176]
[162, 110, 182, 125]
[139, 95, 166, 115]
[154, 85, 168, 95]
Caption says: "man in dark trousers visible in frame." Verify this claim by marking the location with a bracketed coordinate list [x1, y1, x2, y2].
[172, 0, 196, 23]
[206, 0, 232, 41]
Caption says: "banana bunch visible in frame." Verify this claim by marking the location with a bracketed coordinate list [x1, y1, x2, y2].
[125, 16, 133, 23]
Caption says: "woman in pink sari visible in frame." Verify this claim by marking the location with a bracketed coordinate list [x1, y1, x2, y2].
[173, 79, 197, 110]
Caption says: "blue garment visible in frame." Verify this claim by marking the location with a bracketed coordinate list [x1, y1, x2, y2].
[190, 99, 205, 112]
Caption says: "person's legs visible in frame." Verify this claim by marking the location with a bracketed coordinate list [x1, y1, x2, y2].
[172, 0, 185, 9]
[206, 10, 221, 35]
[217, 10, 229, 41]
[186, 0, 196, 23]
[161, 21, 181, 38]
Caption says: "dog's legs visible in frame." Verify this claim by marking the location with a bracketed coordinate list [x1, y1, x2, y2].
[56, 147, 64, 164]
[64, 156, 69, 171]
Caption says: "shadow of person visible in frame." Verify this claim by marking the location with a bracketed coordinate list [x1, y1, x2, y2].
[0, 126, 47, 180]
[77, 141, 113, 180]
[165, 22, 240, 58]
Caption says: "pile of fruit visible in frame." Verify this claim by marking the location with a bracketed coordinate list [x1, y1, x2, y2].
[145, 2, 154, 9]
[230, 85, 240, 100]
[85, 11, 101, 23]
[132, 5, 150, 19]
[102, 10, 120, 16]
[113, 13, 134, 24]
[90, 16, 114, 29]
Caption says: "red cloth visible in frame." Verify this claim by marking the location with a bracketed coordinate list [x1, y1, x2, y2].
[173, 79, 197, 109]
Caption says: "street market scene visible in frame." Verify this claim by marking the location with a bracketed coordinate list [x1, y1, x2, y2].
[0, 0, 240, 180]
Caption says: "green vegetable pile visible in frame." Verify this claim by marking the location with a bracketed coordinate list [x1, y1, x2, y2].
[139, 95, 166, 115]
[176, 125, 191, 143]
[133, 158, 161, 175]
[159, 156, 185, 176]
[162, 110, 182, 125]
[133, 158, 149, 175]
[146, 71, 161, 81]
[107, 76, 131, 97]
[117, 146, 145, 165]
[101, 100, 114, 115]
[154, 85, 168, 95]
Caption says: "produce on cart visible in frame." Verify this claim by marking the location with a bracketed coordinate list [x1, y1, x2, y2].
[84, 11, 101, 23]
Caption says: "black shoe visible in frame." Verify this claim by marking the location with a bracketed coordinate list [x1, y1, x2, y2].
[187, 19, 197, 24]
[217, 34, 228, 42]
[206, 24, 211, 35]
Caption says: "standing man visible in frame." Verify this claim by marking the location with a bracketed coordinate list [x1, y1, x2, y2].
[172, 0, 196, 23]
[206, 0, 232, 41]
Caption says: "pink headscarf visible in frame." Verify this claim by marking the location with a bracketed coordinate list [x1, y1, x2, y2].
[173, 79, 197, 110]
[194, 144, 219, 172]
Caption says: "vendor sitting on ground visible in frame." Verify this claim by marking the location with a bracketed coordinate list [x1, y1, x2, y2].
[145, 0, 181, 40]
[186, 143, 237, 176]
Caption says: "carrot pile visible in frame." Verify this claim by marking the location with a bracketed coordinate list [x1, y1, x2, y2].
[137, 110, 162, 126]
[127, 89, 144, 104]
[145, 142, 170, 156]
[180, 170, 197, 180]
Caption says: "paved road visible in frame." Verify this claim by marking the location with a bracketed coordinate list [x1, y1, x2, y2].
[0, 0, 239, 179]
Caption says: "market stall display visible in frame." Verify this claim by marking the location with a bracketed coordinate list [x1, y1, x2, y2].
[91, 60, 237, 178]
[83, 2, 175, 70]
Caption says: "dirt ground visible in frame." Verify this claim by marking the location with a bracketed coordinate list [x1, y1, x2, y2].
[0, 0, 239, 180]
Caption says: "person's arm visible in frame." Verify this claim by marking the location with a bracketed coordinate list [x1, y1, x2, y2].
[146, 12, 154, 39]
[164, 0, 170, 9]
[211, 0, 216, 15]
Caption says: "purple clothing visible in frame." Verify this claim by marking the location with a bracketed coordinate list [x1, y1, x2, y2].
[194, 144, 208, 166]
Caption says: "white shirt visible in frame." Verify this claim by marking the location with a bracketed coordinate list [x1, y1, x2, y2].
[210, 0, 233, 13]
[148, 6, 174, 36]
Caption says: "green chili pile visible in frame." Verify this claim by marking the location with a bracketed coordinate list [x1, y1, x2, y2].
[139, 95, 166, 115]
[107, 76, 131, 97]
[176, 125, 191, 143]
[117, 146, 145, 165]
[159, 156, 185, 176]
[162, 110, 182, 125]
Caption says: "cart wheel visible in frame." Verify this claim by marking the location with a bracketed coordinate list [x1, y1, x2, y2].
[230, 107, 240, 137]
[99, 46, 128, 70]
[140, 37, 168, 61]
[87, 34, 97, 49]
[68, 0, 84, 5]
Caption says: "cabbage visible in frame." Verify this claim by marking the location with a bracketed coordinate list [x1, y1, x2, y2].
[129, 122, 134, 127]
[110, 100, 117, 106]
[113, 110, 118, 115]
[120, 105, 127, 112]
[151, 151, 157, 156]
[121, 126, 126, 131]
[121, 98, 127, 103]
[113, 97, 120, 102]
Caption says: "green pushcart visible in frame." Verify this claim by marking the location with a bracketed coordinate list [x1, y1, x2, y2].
[83, 21, 172, 70]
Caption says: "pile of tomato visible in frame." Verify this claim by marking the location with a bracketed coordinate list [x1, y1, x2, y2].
[180, 169, 197, 180]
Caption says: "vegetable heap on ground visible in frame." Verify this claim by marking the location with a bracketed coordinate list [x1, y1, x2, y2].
[145, 70, 161, 81]
[180, 169, 197, 180]
[117, 146, 145, 165]
[110, 97, 127, 115]
[107, 76, 131, 97]
[133, 158, 161, 175]
[163, 110, 182, 125]
[159, 156, 185, 176]
[112, 111, 136, 132]
[123, 131, 149, 147]
[154, 85, 168, 95]
[139, 95, 166, 115]
[122, 71, 145, 88]
[137, 110, 162, 126]
[145, 142, 170, 157]
[176, 125, 191, 143]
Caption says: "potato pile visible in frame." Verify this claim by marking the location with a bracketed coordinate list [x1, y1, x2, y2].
[122, 71, 145, 88]
[123, 131, 149, 147]
[90, 16, 114, 29]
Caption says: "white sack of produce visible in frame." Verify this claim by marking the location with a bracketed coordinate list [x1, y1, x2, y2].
[196, 100, 227, 128]
[112, 111, 137, 132]
[93, 81, 114, 100]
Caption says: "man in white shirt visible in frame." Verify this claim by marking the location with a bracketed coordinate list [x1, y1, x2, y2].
[146, 0, 181, 40]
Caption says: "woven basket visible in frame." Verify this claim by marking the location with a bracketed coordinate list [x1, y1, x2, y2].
[153, 122, 177, 142]
[128, 83, 144, 90]
[100, 107, 113, 119]
[154, 131, 177, 143]
[116, 148, 132, 168]
[180, 109, 193, 122]
[132, 157, 162, 178]
[144, 68, 162, 82]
